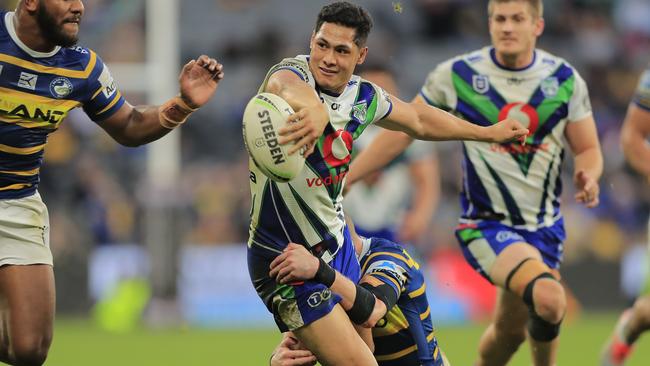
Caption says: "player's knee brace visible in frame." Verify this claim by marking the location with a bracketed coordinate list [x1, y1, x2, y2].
[522, 273, 562, 342]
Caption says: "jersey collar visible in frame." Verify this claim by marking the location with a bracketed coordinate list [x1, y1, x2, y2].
[5, 11, 61, 58]
[489, 47, 537, 72]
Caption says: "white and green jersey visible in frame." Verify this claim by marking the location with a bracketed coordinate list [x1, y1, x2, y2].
[248, 55, 392, 262]
[420, 47, 592, 230]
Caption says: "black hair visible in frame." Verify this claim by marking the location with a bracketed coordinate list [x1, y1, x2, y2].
[315, 1, 373, 47]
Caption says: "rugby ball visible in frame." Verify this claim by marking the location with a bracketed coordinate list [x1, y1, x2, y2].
[242, 93, 306, 182]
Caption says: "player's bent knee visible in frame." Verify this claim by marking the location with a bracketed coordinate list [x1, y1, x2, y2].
[530, 279, 566, 324]
[522, 273, 565, 342]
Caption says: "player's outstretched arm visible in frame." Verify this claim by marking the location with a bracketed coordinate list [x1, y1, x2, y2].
[376, 94, 528, 143]
[97, 55, 224, 147]
[269, 243, 387, 327]
[265, 70, 329, 157]
[621, 104, 650, 178]
[565, 115, 603, 208]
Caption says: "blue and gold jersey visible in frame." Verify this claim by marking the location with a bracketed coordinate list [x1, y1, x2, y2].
[359, 238, 444, 366]
[0, 11, 124, 199]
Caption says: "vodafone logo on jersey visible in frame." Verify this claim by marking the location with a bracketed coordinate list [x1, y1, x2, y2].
[493, 103, 549, 154]
[304, 129, 352, 188]
[498, 102, 539, 135]
[322, 129, 353, 168]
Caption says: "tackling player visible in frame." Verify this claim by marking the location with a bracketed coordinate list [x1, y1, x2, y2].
[246, 2, 527, 364]
[269, 224, 450, 366]
[600, 66, 650, 366]
[0, 1, 223, 364]
[347, 1, 603, 365]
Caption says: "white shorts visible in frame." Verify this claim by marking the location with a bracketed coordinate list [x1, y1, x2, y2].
[0, 192, 52, 266]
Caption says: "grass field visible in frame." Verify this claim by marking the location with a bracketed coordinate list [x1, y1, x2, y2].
[43, 313, 649, 366]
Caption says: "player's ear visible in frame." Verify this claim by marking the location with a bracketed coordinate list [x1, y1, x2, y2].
[22, 0, 38, 12]
[357, 47, 368, 65]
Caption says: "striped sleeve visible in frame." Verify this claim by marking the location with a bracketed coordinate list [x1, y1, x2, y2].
[362, 251, 410, 297]
[267, 57, 311, 82]
[633, 67, 650, 111]
[369, 82, 393, 123]
[82, 52, 125, 121]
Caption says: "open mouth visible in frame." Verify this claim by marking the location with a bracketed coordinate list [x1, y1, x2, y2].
[63, 18, 81, 25]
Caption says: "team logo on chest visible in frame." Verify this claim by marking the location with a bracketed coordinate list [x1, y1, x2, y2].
[540, 77, 559, 98]
[352, 101, 367, 122]
[49, 77, 73, 98]
[472, 75, 490, 94]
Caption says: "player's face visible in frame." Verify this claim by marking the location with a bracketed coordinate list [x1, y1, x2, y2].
[309, 22, 368, 93]
[36, 0, 84, 47]
[489, 2, 543, 59]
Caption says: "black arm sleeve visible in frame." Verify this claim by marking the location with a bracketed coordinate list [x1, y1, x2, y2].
[361, 282, 398, 311]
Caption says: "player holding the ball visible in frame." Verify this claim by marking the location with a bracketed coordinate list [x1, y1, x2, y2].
[347, 1, 603, 365]
[246, 2, 527, 365]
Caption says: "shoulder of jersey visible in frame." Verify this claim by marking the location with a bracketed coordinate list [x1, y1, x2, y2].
[273, 55, 312, 83]
[534, 48, 573, 70]
[59, 45, 97, 67]
[435, 47, 485, 72]
[242, 92, 306, 183]
[368, 237, 401, 254]
[461, 47, 488, 64]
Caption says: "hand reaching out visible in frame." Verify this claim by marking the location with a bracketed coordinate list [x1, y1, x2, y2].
[179, 55, 224, 109]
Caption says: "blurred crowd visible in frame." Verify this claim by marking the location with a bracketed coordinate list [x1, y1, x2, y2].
[2, 0, 650, 309]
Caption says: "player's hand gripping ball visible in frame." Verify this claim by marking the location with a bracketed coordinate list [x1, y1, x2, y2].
[242, 93, 306, 182]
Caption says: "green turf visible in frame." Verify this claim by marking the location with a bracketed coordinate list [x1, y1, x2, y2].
[42, 313, 649, 365]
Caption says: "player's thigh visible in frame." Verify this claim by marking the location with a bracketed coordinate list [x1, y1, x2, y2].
[354, 323, 374, 352]
[294, 304, 377, 366]
[0, 264, 55, 341]
[488, 241, 544, 287]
